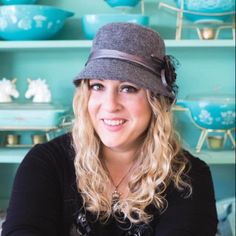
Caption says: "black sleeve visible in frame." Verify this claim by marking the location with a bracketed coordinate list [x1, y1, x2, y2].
[154, 156, 218, 236]
[1, 144, 63, 236]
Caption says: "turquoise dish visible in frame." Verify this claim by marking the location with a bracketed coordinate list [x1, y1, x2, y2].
[175, 0, 235, 23]
[176, 94, 235, 130]
[82, 14, 149, 39]
[104, 0, 140, 8]
[0, 0, 37, 4]
[0, 103, 68, 128]
[0, 5, 74, 40]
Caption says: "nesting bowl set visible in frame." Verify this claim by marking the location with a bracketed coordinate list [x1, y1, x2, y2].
[1, 0, 234, 40]
[0, 0, 148, 40]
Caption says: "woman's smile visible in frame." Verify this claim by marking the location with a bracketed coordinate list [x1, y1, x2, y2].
[102, 118, 127, 126]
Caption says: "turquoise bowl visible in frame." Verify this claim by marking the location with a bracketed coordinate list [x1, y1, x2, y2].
[0, 5, 74, 40]
[104, 0, 140, 8]
[176, 95, 235, 130]
[175, 0, 235, 23]
[0, 0, 37, 4]
[82, 14, 149, 39]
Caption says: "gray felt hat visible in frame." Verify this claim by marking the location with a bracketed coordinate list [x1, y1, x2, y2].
[74, 22, 177, 101]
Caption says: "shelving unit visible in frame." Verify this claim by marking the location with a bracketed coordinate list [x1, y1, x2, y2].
[0, 39, 235, 50]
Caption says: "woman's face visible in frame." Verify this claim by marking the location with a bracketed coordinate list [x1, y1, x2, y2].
[88, 79, 152, 152]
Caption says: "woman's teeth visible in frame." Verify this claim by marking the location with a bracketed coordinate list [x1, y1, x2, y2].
[103, 119, 125, 126]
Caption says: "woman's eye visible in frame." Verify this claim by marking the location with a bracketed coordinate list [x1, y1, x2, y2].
[89, 83, 104, 91]
[120, 85, 139, 93]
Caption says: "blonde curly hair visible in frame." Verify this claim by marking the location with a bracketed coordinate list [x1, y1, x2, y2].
[72, 80, 192, 224]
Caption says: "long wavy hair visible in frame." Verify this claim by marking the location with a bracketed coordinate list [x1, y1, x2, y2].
[72, 80, 192, 224]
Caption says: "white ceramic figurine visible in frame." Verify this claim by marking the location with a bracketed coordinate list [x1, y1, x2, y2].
[0, 78, 19, 103]
[25, 78, 52, 103]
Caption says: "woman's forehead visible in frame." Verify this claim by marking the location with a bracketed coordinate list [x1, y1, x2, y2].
[88, 79, 138, 86]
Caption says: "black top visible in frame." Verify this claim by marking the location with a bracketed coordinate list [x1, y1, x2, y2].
[2, 133, 218, 236]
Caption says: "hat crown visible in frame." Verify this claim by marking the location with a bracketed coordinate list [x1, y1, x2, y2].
[92, 23, 165, 60]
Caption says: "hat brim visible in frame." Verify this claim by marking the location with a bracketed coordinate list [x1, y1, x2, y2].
[74, 58, 174, 100]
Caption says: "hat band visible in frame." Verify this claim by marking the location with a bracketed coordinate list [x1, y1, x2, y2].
[86, 49, 164, 77]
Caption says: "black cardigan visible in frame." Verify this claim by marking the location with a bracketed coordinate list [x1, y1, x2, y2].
[2, 133, 218, 236]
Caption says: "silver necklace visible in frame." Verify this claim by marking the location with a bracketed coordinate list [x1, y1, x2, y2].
[103, 162, 134, 206]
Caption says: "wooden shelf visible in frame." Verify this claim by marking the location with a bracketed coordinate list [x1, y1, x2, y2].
[0, 147, 234, 164]
[0, 39, 235, 51]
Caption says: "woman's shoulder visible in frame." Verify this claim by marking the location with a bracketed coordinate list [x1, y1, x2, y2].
[21, 132, 75, 171]
[180, 149, 213, 188]
[182, 149, 210, 172]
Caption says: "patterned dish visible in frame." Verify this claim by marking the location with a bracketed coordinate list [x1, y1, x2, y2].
[175, 0, 235, 23]
[176, 94, 235, 130]
[0, 5, 74, 40]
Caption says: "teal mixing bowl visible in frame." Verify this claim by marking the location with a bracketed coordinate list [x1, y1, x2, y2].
[176, 94, 235, 130]
[175, 0, 235, 23]
[0, 0, 37, 4]
[0, 5, 74, 40]
[104, 0, 140, 8]
[82, 14, 149, 39]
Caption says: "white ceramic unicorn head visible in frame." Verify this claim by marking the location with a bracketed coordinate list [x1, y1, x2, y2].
[25, 78, 52, 103]
[0, 78, 19, 103]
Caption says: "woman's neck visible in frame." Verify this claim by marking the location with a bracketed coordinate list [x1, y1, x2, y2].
[102, 146, 136, 168]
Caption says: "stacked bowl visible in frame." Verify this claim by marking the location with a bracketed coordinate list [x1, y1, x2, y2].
[82, 0, 149, 39]
[82, 14, 149, 40]
[0, 0, 74, 40]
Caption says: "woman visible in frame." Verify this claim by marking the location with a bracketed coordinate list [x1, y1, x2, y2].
[2, 23, 218, 236]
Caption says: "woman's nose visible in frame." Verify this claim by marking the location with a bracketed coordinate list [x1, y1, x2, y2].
[102, 90, 122, 112]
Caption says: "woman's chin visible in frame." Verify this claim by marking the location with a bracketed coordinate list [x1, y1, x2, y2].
[101, 139, 126, 151]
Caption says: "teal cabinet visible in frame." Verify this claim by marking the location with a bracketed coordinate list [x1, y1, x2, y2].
[0, 0, 235, 210]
